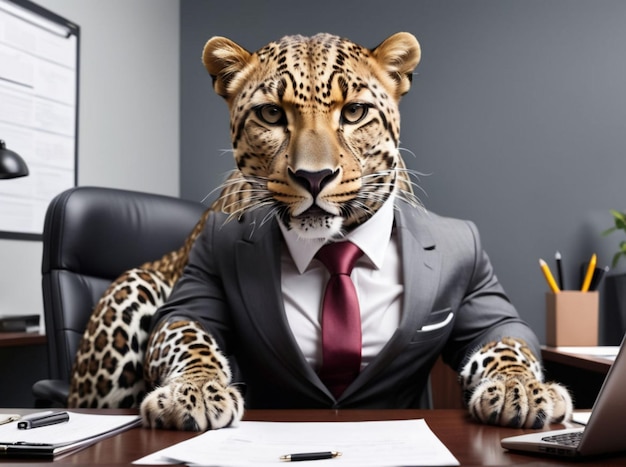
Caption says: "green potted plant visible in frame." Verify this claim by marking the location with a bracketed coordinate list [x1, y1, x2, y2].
[602, 209, 626, 343]
[602, 210, 626, 268]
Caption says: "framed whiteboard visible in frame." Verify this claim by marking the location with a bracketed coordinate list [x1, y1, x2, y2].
[0, 0, 79, 240]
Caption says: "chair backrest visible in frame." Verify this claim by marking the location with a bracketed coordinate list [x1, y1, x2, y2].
[41, 186, 207, 382]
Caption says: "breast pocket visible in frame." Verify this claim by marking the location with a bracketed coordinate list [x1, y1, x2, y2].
[410, 308, 454, 343]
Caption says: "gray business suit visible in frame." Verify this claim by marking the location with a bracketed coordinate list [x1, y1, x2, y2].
[152, 199, 540, 409]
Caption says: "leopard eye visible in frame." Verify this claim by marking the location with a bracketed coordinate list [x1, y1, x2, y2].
[256, 104, 285, 125]
[341, 103, 368, 124]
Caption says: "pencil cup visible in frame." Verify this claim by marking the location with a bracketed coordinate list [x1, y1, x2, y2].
[545, 291, 598, 346]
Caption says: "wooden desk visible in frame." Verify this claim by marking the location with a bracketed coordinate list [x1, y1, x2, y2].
[5, 409, 625, 465]
[541, 346, 614, 409]
[542, 347, 614, 374]
[0, 332, 46, 348]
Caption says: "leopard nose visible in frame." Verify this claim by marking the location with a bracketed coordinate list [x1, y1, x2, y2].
[289, 168, 339, 199]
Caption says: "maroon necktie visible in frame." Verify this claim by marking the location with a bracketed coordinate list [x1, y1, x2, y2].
[315, 241, 363, 398]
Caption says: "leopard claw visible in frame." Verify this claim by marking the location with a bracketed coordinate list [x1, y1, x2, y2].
[182, 414, 200, 431]
[467, 376, 573, 428]
[140, 377, 244, 432]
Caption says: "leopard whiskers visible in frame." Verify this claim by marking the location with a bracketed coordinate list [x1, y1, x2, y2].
[395, 169, 427, 207]
[206, 161, 427, 232]
[357, 169, 425, 209]
[339, 195, 378, 225]
[222, 198, 275, 224]
[209, 171, 275, 221]
[223, 194, 274, 221]
[259, 205, 285, 227]
[202, 171, 244, 204]
[398, 146, 417, 160]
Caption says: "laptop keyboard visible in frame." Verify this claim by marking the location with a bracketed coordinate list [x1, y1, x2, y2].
[542, 431, 583, 447]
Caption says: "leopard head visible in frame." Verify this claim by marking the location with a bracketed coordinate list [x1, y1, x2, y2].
[203, 33, 421, 241]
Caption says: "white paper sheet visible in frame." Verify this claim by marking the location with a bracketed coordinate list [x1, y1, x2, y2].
[572, 411, 592, 425]
[134, 419, 459, 466]
[555, 346, 618, 361]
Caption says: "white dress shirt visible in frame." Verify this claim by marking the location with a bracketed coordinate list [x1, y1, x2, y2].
[279, 195, 403, 371]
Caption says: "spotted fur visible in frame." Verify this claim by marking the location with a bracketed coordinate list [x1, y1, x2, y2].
[460, 338, 573, 428]
[140, 320, 244, 430]
[68, 269, 170, 408]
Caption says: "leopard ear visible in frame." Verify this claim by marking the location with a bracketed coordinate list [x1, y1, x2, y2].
[371, 32, 421, 98]
[202, 36, 252, 100]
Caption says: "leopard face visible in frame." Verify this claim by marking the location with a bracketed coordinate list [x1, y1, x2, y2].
[204, 33, 421, 240]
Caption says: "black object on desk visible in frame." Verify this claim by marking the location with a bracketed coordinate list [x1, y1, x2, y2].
[18, 411, 69, 430]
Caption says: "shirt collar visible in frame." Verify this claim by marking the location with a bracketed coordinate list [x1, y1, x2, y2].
[279, 193, 396, 274]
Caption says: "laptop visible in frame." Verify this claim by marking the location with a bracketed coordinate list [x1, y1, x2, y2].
[501, 334, 626, 458]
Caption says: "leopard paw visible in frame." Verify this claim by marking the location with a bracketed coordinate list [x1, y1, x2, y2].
[140, 377, 244, 431]
[467, 375, 573, 428]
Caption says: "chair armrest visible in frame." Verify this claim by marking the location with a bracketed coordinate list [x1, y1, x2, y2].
[32, 379, 69, 408]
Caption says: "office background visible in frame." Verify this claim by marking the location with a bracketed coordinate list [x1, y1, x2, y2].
[2, 0, 626, 347]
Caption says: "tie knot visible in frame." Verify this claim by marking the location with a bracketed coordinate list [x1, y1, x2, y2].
[315, 242, 363, 276]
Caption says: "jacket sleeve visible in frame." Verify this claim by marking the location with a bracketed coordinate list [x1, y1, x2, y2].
[441, 220, 541, 372]
[150, 211, 235, 355]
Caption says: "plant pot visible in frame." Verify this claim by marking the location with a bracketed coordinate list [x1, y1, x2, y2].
[601, 273, 626, 344]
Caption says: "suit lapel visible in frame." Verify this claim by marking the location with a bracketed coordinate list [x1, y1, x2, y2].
[395, 203, 443, 335]
[340, 201, 442, 400]
[234, 212, 331, 400]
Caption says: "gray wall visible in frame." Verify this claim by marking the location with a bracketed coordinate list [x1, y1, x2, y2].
[180, 0, 626, 344]
[0, 0, 179, 325]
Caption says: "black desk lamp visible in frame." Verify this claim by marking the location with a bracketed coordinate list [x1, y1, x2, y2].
[0, 140, 29, 179]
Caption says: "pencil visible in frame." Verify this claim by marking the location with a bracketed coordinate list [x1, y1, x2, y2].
[580, 253, 597, 292]
[539, 259, 560, 293]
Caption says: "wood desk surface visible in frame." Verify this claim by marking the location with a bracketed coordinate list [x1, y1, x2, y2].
[0, 332, 46, 347]
[542, 346, 614, 374]
[4, 409, 625, 466]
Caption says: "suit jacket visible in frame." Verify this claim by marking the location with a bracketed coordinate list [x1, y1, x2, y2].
[152, 199, 540, 409]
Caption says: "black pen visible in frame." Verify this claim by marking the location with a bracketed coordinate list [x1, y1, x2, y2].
[280, 451, 341, 462]
[17, 411, 70, 430]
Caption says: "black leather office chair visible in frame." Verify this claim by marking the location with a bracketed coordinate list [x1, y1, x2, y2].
[33, 186, 206, 407]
